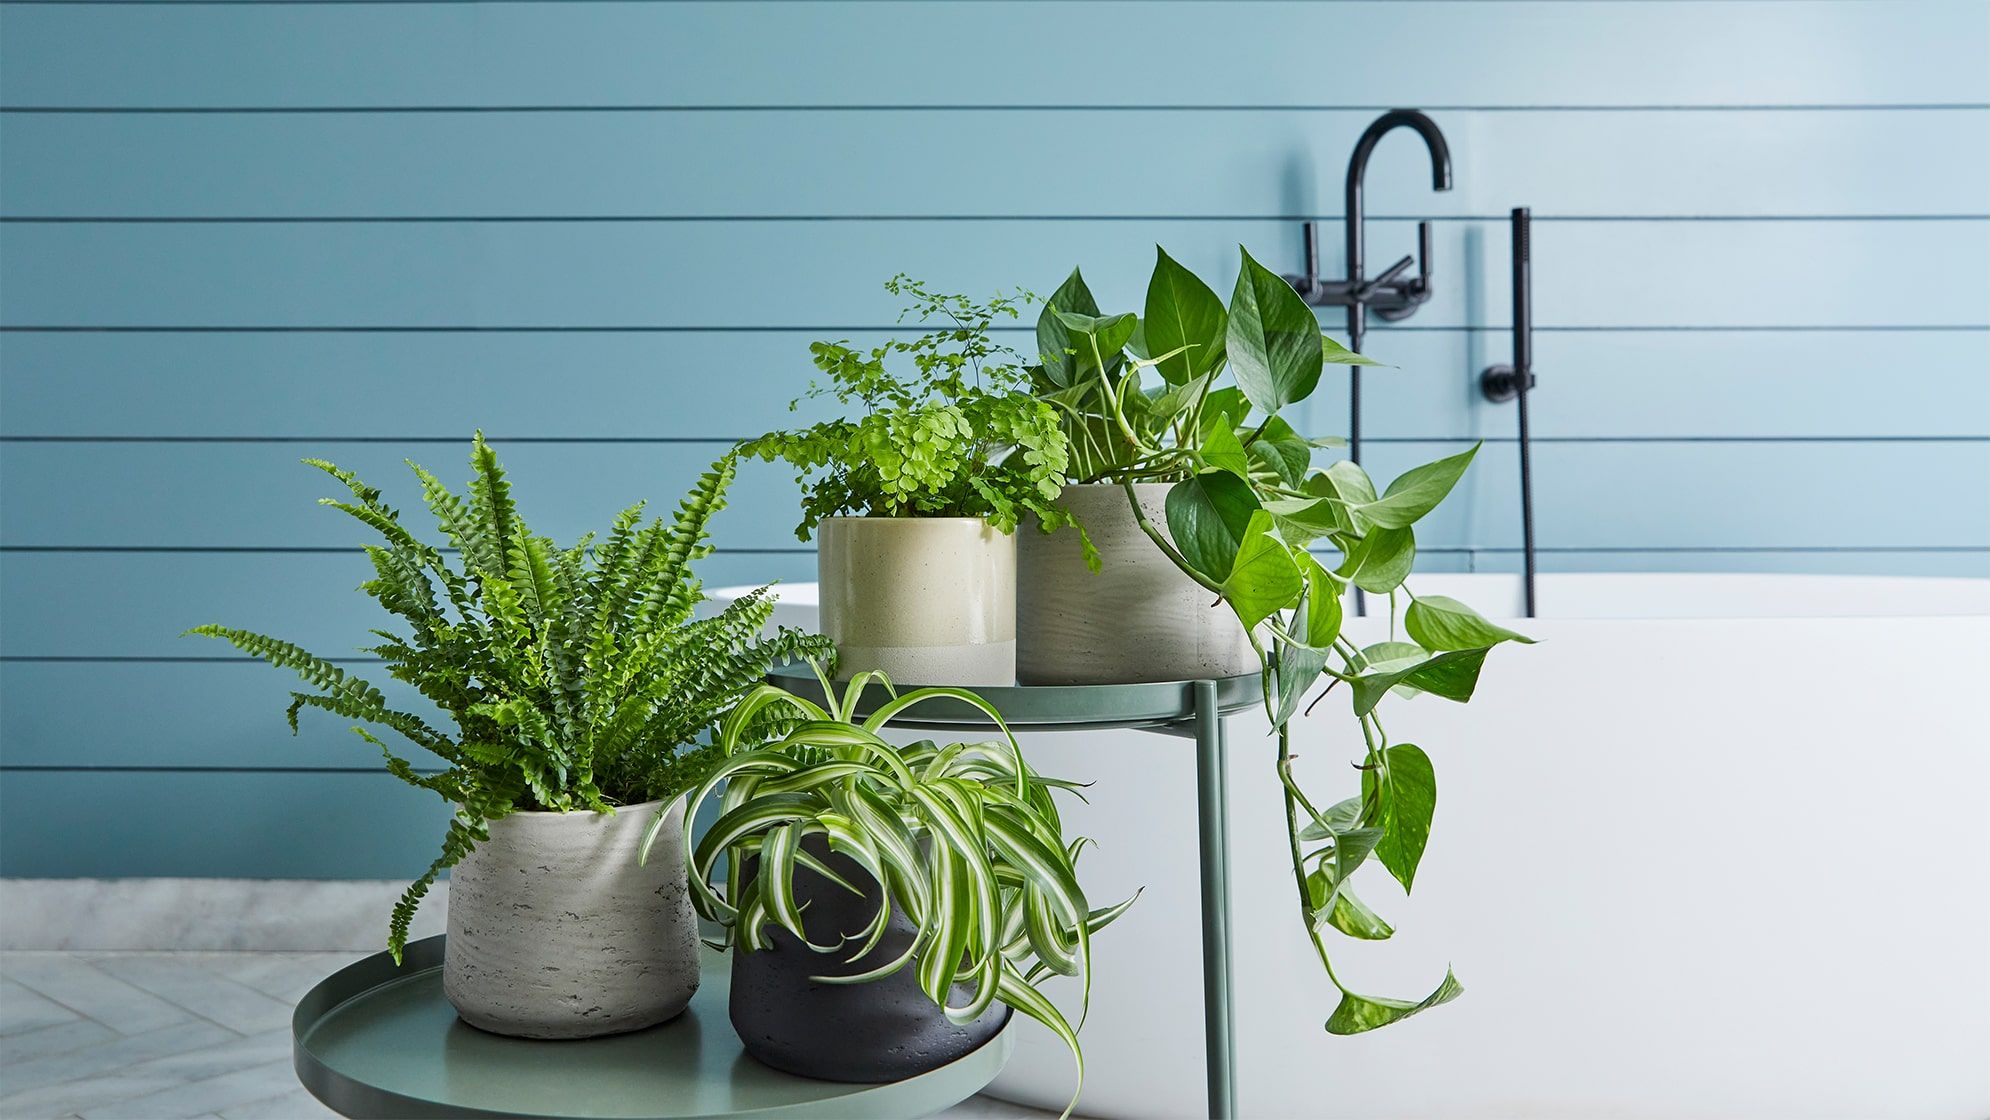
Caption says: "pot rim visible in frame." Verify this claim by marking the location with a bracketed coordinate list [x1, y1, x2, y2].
[819, 515, 1001, 526]
[487, 794, 684, 820]
[1059, 480, 1181, 493]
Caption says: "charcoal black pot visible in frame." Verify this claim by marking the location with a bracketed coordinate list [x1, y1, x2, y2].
[729, 839, 1010, 1082]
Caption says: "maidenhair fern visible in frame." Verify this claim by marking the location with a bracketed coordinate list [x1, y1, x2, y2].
[190, 434, 830, 962]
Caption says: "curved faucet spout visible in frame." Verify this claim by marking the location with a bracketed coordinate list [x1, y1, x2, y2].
[1348, 108, 1453, 196]
[1337, 109, 1453, 482]
[1344, 108, 1452, 287]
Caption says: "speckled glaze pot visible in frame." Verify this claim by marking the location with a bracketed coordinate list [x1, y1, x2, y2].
[1017, 483, 1256, 685]
[443, 797, 698, 1039]
[817, 516, 1016, 686]
[730, 839, 1010, 1081]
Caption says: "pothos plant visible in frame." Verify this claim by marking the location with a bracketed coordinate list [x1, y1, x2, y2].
[651, 663, 1128, 1116]
[190, 435, 829, 961]
[1034, 247, 1532, 1033]
[741, 276, 1079, 544]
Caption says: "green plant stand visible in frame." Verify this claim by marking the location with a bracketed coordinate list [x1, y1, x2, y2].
[769, 666, 1261, 1120]
[293, 936, 1012, 1119]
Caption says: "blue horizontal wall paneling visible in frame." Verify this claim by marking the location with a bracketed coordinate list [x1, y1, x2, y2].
[4, 2, 1986, 108]
[6, 221, 1988, 327]
[5, 109, 1987, 217]
[2, 0, 1986, 878]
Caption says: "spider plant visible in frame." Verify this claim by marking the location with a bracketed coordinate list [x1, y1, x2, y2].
[647, 663, 1128, 1115]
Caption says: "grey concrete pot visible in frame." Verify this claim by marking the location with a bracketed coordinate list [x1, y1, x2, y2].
[817, 516, 1016, 686]
[1017, 482, 1257, 685]
[730, 839, 1009, 1081]
[443, 797, 699, 1039]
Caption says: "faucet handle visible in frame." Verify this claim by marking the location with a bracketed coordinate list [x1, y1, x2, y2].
[1284, 220, 1325, 299]
[1373, 220, 1437, 321]
[1355, 254, 1415, 300]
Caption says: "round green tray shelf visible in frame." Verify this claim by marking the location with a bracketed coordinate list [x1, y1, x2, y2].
[766, 664, 1261, 732]
[293, 935, 1013, 1120]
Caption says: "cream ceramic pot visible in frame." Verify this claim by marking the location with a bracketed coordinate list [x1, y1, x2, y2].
[443, 797, 699, 1039]
[816, 516, 1016, 686]
[1017, 483, 1255, 685]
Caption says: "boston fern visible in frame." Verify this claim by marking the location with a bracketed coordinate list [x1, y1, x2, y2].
[190, 435, 829, 961]
[741, 276, 1078, 542]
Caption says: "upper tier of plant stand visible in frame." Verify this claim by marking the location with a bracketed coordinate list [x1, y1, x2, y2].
[766, 664, 1260, 733]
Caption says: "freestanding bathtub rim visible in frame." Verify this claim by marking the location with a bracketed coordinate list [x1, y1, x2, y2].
[715, 571, 1990, 624]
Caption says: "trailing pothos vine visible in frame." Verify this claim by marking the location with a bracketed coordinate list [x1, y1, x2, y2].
[1032, 247, 1532, 1032]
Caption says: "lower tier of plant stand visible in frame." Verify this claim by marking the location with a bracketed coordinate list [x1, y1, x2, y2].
[293, 935, 1013, 1120]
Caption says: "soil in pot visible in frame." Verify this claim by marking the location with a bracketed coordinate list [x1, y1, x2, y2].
[444, 797, 699, 1040]
[1018, 482, 1256, 685]
[730, 838, 1010, 1081]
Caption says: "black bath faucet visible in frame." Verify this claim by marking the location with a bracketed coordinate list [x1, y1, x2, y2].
[1286, 108, 1453, 466]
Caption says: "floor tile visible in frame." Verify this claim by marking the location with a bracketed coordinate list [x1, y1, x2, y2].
[1, 1018, 120, 1063]
[87, 956, 295, 1036]
[216, 1086, 341, 1119]
[115, 1029, 290, 1083]
[1, 978, 81, 1036]
[191, 952, 367, 1005]
[78, 1059, 301, 1120]
[2, 954, 192, 1035]
[0, 1071, 190, 1119]
[0, 1020, 237, 1097]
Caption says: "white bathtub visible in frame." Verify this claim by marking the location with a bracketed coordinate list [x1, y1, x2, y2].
[715, 574, 1990, 1120]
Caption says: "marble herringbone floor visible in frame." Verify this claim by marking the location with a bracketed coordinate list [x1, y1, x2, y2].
[0, 952, 1058, 1120]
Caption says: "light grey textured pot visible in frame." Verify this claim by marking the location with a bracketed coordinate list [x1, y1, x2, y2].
[1017, 482, 1256, 685]
[817, 516, 1016, 686]
[443, 797, 699, 1039]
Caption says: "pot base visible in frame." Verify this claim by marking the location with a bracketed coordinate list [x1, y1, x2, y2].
[818, 517, 1017, 689]
[1018, 484, 1256, 685]
[731, 956, 1011, 1083]
[729, 840, 1010, 1082]
[831, 639, 1016, 687]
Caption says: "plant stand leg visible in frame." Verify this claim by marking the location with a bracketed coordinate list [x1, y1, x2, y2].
[1192, 680, 1237, 1120]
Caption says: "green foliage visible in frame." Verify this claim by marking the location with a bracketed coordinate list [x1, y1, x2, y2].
[659, 665, 1130, 1119]
[1028, 245, 1532, 1034]
[740, 277, 1077, 542]
[189, 435, 831, 962]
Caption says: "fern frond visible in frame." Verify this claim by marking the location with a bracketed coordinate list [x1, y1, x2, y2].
[360, 545, 444, 633]
[467, 433, 518, 581]
[354, 728, 464, 802]
[479, 558, 535, 659]
[306, 459, 467, 606]
[303, 458, 385, 506]
[639, 453, 734, 630]
[585, 519, 663, 690]
[555, 535, 593, 638]
[590, 503, 646, 595]
[505, 528, 559, 632]
[286, 691, 455, 756]
[366, 633, 480, 720]
[190, 625, 383, 702]
[388, 815, 484, 963]
[408, 460, 497, 580]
